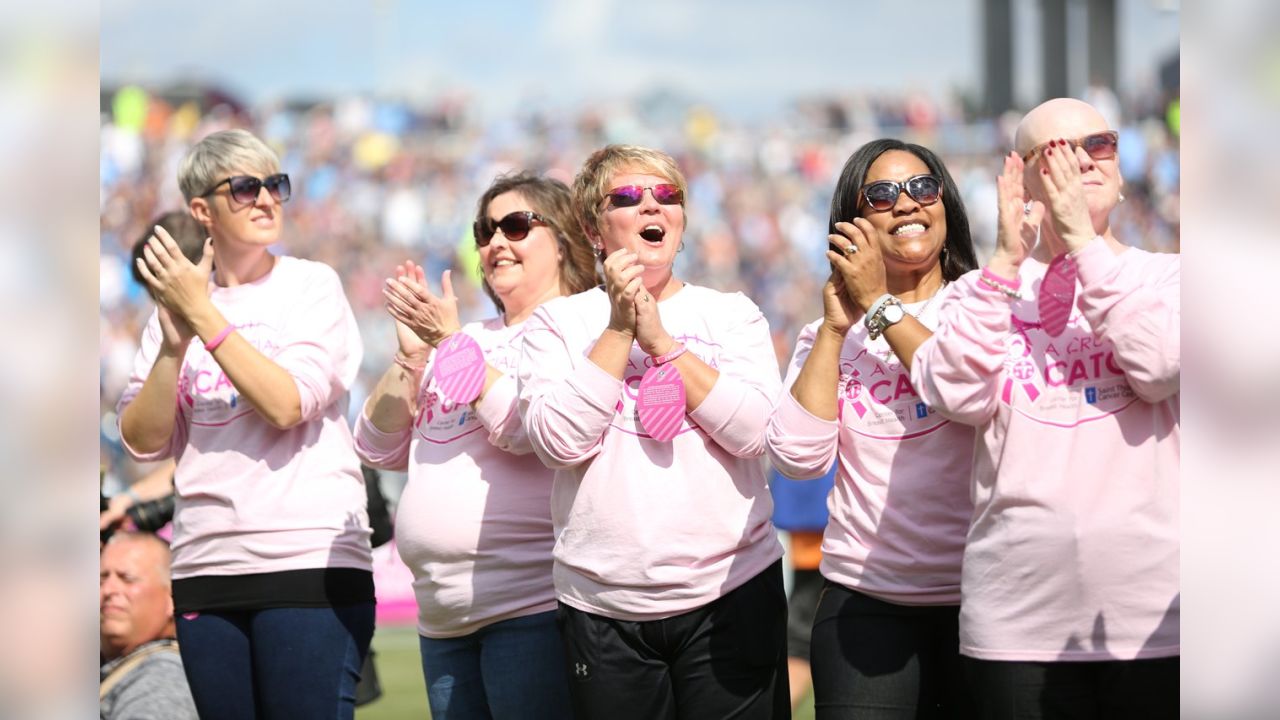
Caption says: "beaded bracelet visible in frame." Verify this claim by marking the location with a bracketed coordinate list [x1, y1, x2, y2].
[977, 274, 1022, 299]
[393, 353, 426, 373]
[980, 266, 1021, 290]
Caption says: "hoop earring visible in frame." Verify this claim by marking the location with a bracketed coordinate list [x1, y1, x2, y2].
[678, 240, 685, 253]
[1118, 192, 1126, 203]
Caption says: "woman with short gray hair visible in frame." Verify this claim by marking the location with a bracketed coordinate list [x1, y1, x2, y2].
[117, 128, 374, 719]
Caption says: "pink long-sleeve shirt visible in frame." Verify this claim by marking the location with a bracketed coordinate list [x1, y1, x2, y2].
[117, 256, 372, 580]
[353, 316, 558, 638]
[766, 294, 975, 606]
[518, 285, 784, 621]
[912, 238, 1180, 662]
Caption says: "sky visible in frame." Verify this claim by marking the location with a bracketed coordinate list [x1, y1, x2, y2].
[101, 0, 1178, 119]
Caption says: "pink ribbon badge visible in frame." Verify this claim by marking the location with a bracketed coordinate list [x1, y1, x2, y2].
[636, 364, 687, 442]
[431, 333, 486, 405]
[1038, 253, 1078, 338]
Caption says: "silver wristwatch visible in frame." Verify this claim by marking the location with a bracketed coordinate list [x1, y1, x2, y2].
[865, 296, 905, 340]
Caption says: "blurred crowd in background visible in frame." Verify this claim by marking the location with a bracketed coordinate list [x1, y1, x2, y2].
[99, 83, 1179, 497]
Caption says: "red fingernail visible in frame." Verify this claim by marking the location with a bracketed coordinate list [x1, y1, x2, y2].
[1045, 148, 1052, 156]
[1042, 168, 1049, 174]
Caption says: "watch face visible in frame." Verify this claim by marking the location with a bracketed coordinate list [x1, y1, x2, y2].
[882, 303, 905, 324]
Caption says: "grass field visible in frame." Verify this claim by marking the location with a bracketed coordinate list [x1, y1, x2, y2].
[355, 624, 817, 719]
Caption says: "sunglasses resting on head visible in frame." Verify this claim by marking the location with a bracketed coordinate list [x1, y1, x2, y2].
[474, 211, 547, 247]
[604, 184, 683, 208]
[201, 173, 292, 205]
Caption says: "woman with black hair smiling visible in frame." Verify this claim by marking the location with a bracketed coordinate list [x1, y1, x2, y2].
[765, 139, 979, 718]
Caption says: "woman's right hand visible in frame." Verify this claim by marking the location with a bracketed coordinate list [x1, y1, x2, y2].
[990, 152, 1046, 278]
[602, 248, 644, 336]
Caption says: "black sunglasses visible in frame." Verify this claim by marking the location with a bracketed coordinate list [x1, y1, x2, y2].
[474, 211, 547, 247]
[202, 173, 292, 205]
[859, 174, 942, 212]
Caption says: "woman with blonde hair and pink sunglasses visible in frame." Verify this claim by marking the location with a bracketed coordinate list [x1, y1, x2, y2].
[913, 97, 1180, 718]
[517, 145, 789, 718]
[355, 171, 599, 719]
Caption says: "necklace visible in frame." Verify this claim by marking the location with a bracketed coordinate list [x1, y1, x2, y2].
[904, 281, 947, 319]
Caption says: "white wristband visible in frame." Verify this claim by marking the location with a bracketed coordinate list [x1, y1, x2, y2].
[863, 294, 895, 332]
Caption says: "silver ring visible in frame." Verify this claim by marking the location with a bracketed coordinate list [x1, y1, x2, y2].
[1023, 202, 1033, 216]
[844, 244, 858, 255]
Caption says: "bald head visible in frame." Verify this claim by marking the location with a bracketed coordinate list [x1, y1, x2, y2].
[1015, 98, 1111, 157]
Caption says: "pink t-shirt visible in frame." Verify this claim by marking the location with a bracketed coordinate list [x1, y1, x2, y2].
[766, 292, 975, 605]
[518, 285, 784, 621]
[912, 238, 1180, 661]
[354, 316, 557, 638]
[117, 256, 372, 580]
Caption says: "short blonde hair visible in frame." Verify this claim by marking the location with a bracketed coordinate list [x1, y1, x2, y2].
[177, 129, 280, 202]
[571, 145, 689, 241]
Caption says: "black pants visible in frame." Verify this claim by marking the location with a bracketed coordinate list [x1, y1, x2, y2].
[964, 655, 1179, 719]
[787, 568, 824, 661]
[556, 560, 789, 719]
[809, 581, 969, 719]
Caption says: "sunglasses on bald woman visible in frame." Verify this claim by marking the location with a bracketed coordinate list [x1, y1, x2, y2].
[202, 173, 292, 205]
[604, 184, 684, 208]
[1021, 130, 1119, 164]
[474, 211, 548, 247]
[859, 174, 942, 212]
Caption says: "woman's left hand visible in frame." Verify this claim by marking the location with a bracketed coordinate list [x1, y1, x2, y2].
[1038, 138, 1097, 252]
[383, 265, 461, 349]
[633, 288, 676, 356]
[827, 218, 889, 312]
[135, 227, 215, 321]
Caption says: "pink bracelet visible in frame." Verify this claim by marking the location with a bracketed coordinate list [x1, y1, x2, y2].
[204, 324, 235, 352]
[980, 266, 1021, 290]
[393, 353, 426, 373]
[652, 342, 687, 365]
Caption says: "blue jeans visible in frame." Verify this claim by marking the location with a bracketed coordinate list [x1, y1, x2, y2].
[419, 610, 572, 720]
[175, 603, 375, 720]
